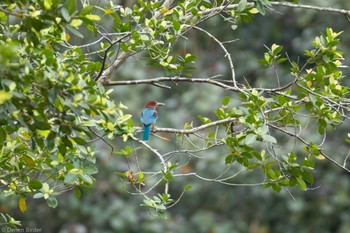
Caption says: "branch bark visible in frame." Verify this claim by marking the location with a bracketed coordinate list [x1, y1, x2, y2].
[104, 76, 240, 90]
[270, 2, 350, 16]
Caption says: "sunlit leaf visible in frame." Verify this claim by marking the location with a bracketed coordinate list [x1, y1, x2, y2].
[104, 9, 114, 14]
[85, 14, 101, 21]
[0, 90, 13, 104]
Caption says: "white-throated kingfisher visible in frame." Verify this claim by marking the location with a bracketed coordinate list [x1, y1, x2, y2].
[140, 100, 164, 141]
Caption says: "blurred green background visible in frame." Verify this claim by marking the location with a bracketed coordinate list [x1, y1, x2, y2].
[1, 1, 350, 232]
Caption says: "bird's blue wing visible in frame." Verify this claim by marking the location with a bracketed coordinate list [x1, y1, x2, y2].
[140, 108, 158, 125]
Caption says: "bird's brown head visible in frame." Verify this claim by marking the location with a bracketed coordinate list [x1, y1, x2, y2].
[145, 100, 165, 109]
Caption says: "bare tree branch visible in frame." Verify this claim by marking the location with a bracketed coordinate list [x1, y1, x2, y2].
[154, 117, 236, 135]
[104, 76, 240, 90]
[192, 25, 237, 87]
[270, 2, 350, 16]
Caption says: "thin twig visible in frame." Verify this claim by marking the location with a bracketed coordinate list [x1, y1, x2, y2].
[130, 135, 169, 194]
[193, 25, 237, 87]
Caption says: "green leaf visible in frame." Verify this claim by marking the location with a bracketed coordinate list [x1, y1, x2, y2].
[72, 137, 87, 145]
[119, 114, 132, 123]
[237, 0, 247, 12]
[0, 11, 8, 22]
[84, 164, 98, 175]
[80, 5, 94, 16]
[266, 167, 276, 179]
[22, 154, 36, 167]
[247, 163, 261, 170]
[272, 184, 282, 193]
[245, 134, 257, 145]
[47, 197, 58, 208]
[222, 96, 231, 106]
[0, 90, 13, 104]
[225, 154, 234, 164]
[64, 173, 79, 184]
[33, 193, 44, 199]
[0, 126, 6, 144]
[184, 185, 192, 191]
[262, 134, 277, 144]
[61, 7, 71, 22]
[296, 176, 307, 191]
[48, 88, 57, 105]
[173, 20, 181, 31]
[276, 58, 288, 64]
[80, 174, 93, 184]
[255, 1, 266, 15]
[215, 108, 227, 119]
[301, 159, 315, 168]
[65, 0, 77, 14]
[271, 44, 283, 55]
[305, 102, 313, 111]
[184, 54, 196, 63]
[198, 115, 211, 124]
[309, 94, 317, 104]
[115, 172, 128, 178]
[34, 120, 51, 130]
[28, 180, 43, 190]
[66, 25, 84, 38]
[302, 170, 314, 185]
[74, 188, 81, 198]
[44, 0, 53, 10]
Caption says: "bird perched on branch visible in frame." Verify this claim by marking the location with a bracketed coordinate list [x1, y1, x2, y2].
[140, 100, 165, 141]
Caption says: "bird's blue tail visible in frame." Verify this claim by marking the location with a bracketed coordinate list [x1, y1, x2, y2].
[143, 124, 151, 141]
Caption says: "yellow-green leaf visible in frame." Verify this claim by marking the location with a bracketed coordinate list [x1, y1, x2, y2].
[0, 90, 13, 105]
[69, 168, 81, 174]
[85, 14, 101, 21]
[70, 19, 82, 28]
[315, 154, 325, 160]
[19, 198, 27, 213]
[249, 8, 259, 14]
[271, 43, 277, 51]
[104, 9, 114, 14]
[107, 122, 114, 131]
[118, 114, 132, 123]
[65, 32, 70, 41]
[44, 0, 52, 10]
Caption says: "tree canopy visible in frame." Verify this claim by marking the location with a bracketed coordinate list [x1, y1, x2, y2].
[0, 0, 350, 224]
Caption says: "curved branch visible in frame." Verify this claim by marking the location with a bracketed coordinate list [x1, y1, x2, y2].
[96, 1, 350, 82]
[173, 172, 272, 187]
[153, 117, 236, 135]
[192, 26, 237, 87]
[130, 135, 169, 194]
[268, 123, 350, 174]
[199, 2, 350, 16]
[95, 33, 131, 81]
[270, 2, 350, 16]
[104, 76, 240, 90]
